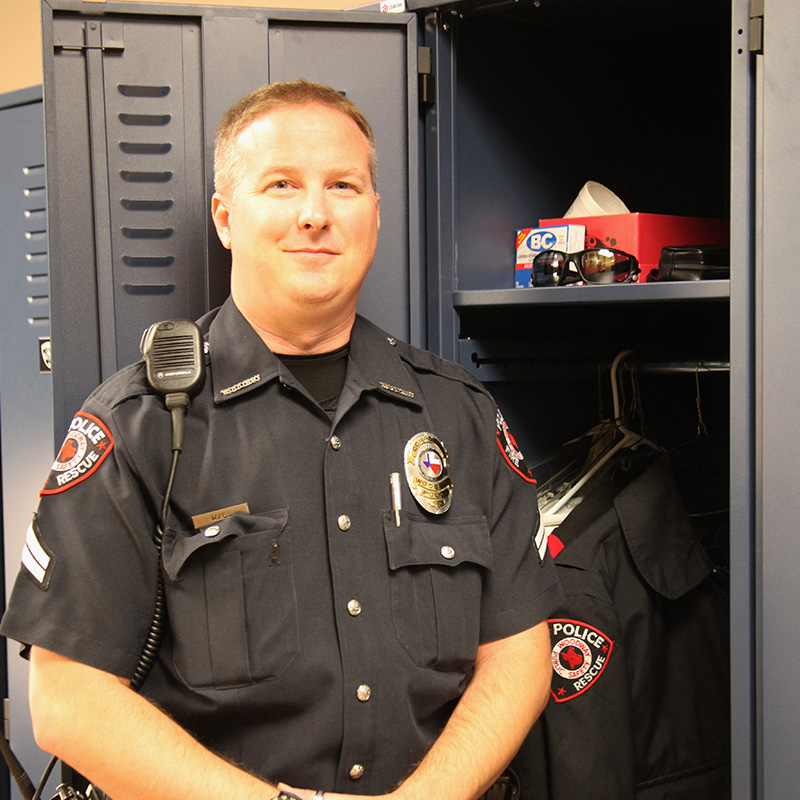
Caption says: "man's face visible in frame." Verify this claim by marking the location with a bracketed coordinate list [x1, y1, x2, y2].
[212, 103, 380, 328]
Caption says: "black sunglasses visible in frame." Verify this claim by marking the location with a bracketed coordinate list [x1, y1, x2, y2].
[532, 248, 640, 287]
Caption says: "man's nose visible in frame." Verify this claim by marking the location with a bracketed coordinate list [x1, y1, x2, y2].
[297, 187, 331, 230]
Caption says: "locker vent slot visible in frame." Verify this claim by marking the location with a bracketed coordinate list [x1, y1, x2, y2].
[121, 199, 173, 211]
[122, 283, 176, 295]
[118, 84, 171, 98]
[121, 170, 173, 183]
[122, 227, 175, 239]
[122, 255, 175, 267]
[120, 142, 172, 155]
[22, 162, 49, 329]
[119, 113, 172, 126]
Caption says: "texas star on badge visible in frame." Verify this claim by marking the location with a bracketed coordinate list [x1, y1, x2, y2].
[403, 432, 453, 514]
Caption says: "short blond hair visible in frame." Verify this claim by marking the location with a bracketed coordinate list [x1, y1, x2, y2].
[214, 79, 378, 198]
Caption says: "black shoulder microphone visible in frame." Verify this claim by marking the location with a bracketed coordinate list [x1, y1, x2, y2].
[140, 318, 205, 398]
[140, 319, 205, 452]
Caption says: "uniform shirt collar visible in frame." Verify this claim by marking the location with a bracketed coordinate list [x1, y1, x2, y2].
[205, 298, 422, 409]
[205, 298, 281, 403]
[554, 454, 712, 599]
[346, 315, 422, 409]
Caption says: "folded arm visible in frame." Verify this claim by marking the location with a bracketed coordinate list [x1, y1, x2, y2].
[29, 646, 280, 800]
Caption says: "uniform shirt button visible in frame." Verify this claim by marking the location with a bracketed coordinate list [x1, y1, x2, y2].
[204, 525, 220, 538]
[337, 514, 352, 531]
[347, 599, 362, 616]
[330, 435, 342, 450]
[441, 545, 455, 559]
[349, 764, 365, 780]
[356, 684, 371, 702]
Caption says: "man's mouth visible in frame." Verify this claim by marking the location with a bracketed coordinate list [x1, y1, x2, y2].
[286, 247, 339, 256]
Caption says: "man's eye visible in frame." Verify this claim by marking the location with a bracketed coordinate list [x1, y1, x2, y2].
[269, 180, 290, 190]
[333, 182, 355, 191]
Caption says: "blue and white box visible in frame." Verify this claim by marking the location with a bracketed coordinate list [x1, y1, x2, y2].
[515, 224, 586, 287]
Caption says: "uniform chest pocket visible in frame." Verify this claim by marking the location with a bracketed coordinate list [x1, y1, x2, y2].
[161, 509, 299, 689]
[384, 513, 493, 671]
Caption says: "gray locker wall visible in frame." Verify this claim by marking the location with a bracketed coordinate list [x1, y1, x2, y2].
[758, 1, 800, 796]
[0, 86, 56, 800]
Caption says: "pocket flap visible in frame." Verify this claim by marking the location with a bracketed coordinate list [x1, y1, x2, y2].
[384, 512, 493, 571]
[163, 508, 289, 580]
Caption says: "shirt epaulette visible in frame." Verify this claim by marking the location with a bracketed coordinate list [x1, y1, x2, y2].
[392, 338, 486, 394]
[84, 360, 152, 411]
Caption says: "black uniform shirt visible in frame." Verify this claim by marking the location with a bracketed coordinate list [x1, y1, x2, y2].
[514, 455, 730, 800]
[1, 298, 561, 794]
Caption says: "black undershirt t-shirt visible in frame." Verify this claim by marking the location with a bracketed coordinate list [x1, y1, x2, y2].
[275, 343, 350, 416]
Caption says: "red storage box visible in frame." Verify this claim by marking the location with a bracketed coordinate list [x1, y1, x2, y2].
[538, 213, 729, 283]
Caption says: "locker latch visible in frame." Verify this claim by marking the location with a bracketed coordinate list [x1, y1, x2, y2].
[419, 46, 435, 107]
[53, 20, 124, 52]
[749, 0, 764, 54]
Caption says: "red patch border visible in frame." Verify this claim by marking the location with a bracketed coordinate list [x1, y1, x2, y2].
[41, 412, 114, 495]
[496, 409, 536, 483]
[549, 617, 614, 703]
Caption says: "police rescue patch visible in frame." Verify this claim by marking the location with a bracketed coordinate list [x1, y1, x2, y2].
[496, 409, 535, 483]
[549, 618, 614, 703]
[41, 412, 114, 495]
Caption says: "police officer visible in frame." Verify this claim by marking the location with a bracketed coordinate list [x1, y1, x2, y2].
[1, 80, 561, 800]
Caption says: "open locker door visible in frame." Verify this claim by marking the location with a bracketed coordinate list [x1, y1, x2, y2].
[41, 0, 422, 440]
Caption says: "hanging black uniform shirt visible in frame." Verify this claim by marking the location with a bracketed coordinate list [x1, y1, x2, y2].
[1, 297, 562, 795]
[513, 454, 730, 799]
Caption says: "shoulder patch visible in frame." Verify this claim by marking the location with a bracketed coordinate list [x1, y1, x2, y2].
[549, 618, 614, 703]
[496, 409, 535, 483]
[41, 411, 114, 495]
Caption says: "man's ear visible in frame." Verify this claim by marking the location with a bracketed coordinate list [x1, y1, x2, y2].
[211, 192, 232, 250]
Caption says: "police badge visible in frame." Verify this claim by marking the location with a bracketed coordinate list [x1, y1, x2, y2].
[403, 432, 453, 514]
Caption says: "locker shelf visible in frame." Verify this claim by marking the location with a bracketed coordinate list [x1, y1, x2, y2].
[453, 279, 730, 309]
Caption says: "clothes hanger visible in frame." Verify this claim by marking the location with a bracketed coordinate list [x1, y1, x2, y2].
[539, 350, 663, 529]
[668, 362, 712, 454]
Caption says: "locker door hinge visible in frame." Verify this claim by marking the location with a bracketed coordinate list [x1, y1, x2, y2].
[749, 0, 764, 54]
[418, 46, 435, 107]
[54, 20, 124, 52]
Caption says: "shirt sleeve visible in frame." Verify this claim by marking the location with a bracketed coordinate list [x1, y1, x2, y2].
[477, 403, 563, 644]
[0, 394, 167, 678]
[513, 586, 637, 800]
